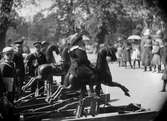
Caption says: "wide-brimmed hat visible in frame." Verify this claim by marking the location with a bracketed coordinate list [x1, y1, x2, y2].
[2, 47, 14, 53]
[14, 39, 24, 45]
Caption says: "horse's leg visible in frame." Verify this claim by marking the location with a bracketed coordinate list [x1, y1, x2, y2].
[76, 85, 88, 118]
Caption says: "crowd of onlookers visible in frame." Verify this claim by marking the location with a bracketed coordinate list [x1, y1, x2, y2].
[115, 30, 167, 74]
[0, 38, 52, 120]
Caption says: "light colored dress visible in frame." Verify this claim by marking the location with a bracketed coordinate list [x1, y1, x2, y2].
[131, 47, 140, 60]
[151, 41, 161, 66]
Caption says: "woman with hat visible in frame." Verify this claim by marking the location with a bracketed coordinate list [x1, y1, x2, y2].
[141, 30, 153, 72]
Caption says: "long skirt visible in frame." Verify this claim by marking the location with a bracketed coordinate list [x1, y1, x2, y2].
[151, 54, 161, 66]
[162, 69, 167, 80]
[160, 47, 167, 65]
[142, 47, 152, 66]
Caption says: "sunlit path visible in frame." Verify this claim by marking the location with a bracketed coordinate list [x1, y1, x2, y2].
[88, 54, 167, 111]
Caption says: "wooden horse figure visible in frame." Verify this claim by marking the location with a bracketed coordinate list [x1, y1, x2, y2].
[54, 45, 130, 117]
[22, 44, 65, 98]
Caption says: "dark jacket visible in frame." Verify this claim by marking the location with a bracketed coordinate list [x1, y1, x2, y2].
[26, 52, 47, 77]
[13, 53, 25, 84]
[0, 61, 17, 102]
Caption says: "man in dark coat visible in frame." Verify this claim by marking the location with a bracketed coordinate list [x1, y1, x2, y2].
[13, 39, 25, 98]
[26, 41, 47, 94]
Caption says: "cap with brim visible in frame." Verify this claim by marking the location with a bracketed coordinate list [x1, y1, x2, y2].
[14, 39, 24, 45]
[2, 47, 14, 53]
[33, 41, 41, 46]
[41, 41, 49, 45]
[71, 33, 83, 46]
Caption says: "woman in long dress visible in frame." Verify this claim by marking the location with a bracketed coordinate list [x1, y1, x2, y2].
[141, 35, 153, 71]
[151, 40, 161, 72]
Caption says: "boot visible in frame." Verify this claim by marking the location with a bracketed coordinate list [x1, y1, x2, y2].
[158, 65, 161, 73]
[149, 66, 152, 71]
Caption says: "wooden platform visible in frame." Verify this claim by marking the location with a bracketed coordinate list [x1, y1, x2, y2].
[43, 111, 158, 121]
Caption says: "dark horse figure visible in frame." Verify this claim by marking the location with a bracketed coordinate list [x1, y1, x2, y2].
[22, 44, 66, 94]
[62, 46, 130, 98]
[22, 44, 129, 102]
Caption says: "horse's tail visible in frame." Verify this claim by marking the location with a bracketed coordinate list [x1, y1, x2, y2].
[46, 44, 60, 63]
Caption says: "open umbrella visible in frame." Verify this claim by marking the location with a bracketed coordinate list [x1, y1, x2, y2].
[128, 35, 141, 40]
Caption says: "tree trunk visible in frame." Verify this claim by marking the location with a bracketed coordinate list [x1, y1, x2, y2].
[0, 0, 13, 51]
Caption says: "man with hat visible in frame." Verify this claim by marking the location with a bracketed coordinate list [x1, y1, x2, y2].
[26, 41, 47, 94]
[13, 39, 25, 98]
[0, 47, 16, 102]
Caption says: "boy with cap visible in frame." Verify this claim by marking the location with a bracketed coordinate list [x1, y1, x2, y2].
[0, 47, 18, 121]
[13, 39, 25, 98]
[0, 47, 16, 103]
[26, 41, 47, 94]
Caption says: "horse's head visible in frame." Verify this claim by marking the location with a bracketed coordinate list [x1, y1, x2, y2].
[46, 45, 60, 63]
[38, 64, 53, 80]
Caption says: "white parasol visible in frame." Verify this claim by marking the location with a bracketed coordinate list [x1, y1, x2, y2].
[128, 35, 141, 40]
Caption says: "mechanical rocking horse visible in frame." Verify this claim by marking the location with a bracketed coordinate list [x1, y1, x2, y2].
[47, 34, 130, 117]
[21, 34, 130, 117]
[21, 44, 66, 98]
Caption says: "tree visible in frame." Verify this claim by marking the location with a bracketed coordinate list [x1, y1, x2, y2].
[0, 0, 14, 50]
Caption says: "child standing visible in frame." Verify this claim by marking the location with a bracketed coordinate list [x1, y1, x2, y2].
[116, 44, 123, 66]
[131, 45, 140, 69]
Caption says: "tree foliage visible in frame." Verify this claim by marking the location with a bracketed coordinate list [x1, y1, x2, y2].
[0, 0, 166, 50]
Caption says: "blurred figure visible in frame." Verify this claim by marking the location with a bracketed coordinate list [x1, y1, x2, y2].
[13, 39, 25, 99]
[0, 47, 19, 120]
[161, 65, 167, 92]
[161, 39, 167, 92]
[123, 41, 133, 68]
[141, 34, 153, 71]
[151, 40, 161, 72]
[155, 31, 164, 72]
[161, 39, 167, 72]
[25, 41, 47, 94]
[131, 45, 141, 69]
[116, 43, 123, 67]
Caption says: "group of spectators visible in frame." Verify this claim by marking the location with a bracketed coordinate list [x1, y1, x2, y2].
[116, 30, 167, 73]
[115, 29, 167, 92]
[0, 38, 50, 120]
